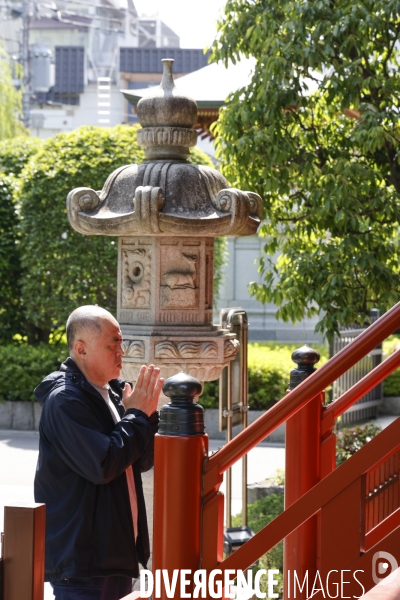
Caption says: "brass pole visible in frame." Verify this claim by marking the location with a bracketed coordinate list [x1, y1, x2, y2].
[241, 315, 248, 527]
[226, 361, 232, 528]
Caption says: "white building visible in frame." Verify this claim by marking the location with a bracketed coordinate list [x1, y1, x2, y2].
[0, 0, 209, 137]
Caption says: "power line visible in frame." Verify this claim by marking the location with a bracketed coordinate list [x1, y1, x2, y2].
[56, 14, 124, 32]
[59, 0, 128, 12]
[60, 9, 124, 25]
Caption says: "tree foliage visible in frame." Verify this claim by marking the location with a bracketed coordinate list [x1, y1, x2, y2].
[212, 0, 400, 340]
[0, 137, 42, 343]
[0, 342, 68, 401]
[0, 136, 42, 175]
[0, 47, 25, 140]
[0, 176, 24, 341]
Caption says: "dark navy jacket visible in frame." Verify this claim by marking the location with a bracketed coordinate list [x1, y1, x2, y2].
[34, 357, 158, 582]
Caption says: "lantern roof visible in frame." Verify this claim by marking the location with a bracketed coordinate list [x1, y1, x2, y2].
[67, 58, 262, 238]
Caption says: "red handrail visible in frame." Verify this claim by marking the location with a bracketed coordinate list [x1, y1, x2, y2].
[217, 416, 400, 573]
[204, 302, 400, 492]
[324, 348, 400, 423]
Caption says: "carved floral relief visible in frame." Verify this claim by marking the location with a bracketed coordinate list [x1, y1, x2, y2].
[154, 341, 218, 360]
[224, 339, 240, 358]
[122, 340, 145, 359]
[122, 247, 151, 309]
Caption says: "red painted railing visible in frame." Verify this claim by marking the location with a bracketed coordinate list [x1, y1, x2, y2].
[148, 303, 400, 600]
[215, 416, 400, 599]
[204, 304, 400, 494]
[200, 302, 400, 598]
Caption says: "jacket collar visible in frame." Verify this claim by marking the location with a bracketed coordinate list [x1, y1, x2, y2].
[59, 357, 126, 395]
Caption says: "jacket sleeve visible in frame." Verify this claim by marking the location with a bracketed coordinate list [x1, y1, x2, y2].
[132, 411, 159, 472]
[42, 388, 158, 485]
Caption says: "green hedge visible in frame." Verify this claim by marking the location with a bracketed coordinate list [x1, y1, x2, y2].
[336, 423, 382, 466]
[0, 137, 42, 176]
[0, 175, 24, 342]
[0, 343, 68, 402]
[200, 339, 400, 409]
[2, 338, 398, 405]
[0, 340, 329, 405]
[200, 342, 329, 410]
[384, 369, 400, 396]
[382, 337, 400, 396]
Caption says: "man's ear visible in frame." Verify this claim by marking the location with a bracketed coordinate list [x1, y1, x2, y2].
[74, 340, 87, 358]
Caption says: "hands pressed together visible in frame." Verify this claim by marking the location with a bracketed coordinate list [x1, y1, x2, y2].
[122, 365, 164, 416]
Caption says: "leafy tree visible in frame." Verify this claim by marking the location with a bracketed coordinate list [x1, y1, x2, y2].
[212, 0, 400, 340]
[0, 136, 42, 175]
[0, 47, 25, 140]
[0, 176, 24, 342]
[17, 125, 215, 342]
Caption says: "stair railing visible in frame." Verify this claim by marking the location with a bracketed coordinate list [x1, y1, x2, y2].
[215, 415, 400, 599]
[151, 301, 400, 600]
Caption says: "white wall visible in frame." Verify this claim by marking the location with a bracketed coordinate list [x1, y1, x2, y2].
[216, 236, 323, 343]
[31, 80, 126, 138]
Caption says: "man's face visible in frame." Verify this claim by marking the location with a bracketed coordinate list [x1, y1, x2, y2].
[84, 318, 124, 384]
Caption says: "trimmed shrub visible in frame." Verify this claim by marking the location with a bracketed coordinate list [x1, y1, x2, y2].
[383, 337, 400, 396]
[384, 369, 400, 396]
[0, 343, 68, 402]
[0, 138, 43, 341]
[336, 423, 382, 466]
[0, 175, 25, 342]
[17, 126, 143, 338]
[0, 136, 42, 176]
[200, 342, 329, 410]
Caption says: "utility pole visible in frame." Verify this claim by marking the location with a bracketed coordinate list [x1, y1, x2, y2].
[22, 0, 30, 128]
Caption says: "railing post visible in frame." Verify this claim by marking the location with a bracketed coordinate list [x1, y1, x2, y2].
[284, 346, 324, 600]
[3, 504, 46, 600]
[153, 372, 208, 599]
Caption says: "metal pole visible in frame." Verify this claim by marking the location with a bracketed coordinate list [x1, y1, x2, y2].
[226, 361, 232, 528]
[22, 0, 30, 128]
[222, 308, 249, 529]
[241, 315, 248, 527]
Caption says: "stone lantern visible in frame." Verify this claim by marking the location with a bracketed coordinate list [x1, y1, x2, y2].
[66, 59, 262, 384]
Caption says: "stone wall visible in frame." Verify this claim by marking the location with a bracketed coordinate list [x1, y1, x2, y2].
[0, 402, 42, 431]
[379, 397, 400, 415]
[0, 402, 285, 443]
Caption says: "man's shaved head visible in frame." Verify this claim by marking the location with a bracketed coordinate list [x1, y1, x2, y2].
[66, 305, 116, 352]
